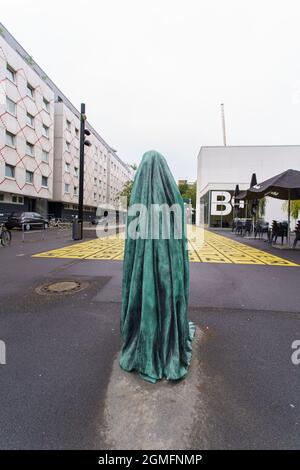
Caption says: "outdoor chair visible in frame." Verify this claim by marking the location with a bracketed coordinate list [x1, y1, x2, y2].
[242, 219, 253, 237]
[235, 219, 243, 236]
[270, 221, 288, 245]
[254, 219, 269, 239]
[293, 221, 300, 249]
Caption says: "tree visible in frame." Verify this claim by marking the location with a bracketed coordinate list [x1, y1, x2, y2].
[118, 180, 133, 207]
[258, 197, 267, 218]
[178, 181, 196, 208]
[282, 200, 300, 220]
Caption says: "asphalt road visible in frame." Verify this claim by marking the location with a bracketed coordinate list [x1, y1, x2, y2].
[0, 230, 299, 449]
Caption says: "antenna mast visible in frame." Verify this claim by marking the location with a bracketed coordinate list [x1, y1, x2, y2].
[220, 103, 227, 146]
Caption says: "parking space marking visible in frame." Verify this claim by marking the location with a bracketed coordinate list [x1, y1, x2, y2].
[32, 228, 298, 266]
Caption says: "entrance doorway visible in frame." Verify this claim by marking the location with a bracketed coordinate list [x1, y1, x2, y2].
[27, 198, 36, 212]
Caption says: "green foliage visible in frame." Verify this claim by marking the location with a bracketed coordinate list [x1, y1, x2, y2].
[118, 180, 133, 207]
[178, 181, 196, 208]
[258, 197, 266, 218]
[282, 200, 300, 220]
[119, 176, 197, 209]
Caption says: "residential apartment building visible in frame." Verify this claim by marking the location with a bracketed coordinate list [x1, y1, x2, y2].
[0, 30, 55, 215]
[0, 23, 133, 220]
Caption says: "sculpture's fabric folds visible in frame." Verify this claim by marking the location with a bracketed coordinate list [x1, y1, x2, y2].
[120, 150, 195, 383]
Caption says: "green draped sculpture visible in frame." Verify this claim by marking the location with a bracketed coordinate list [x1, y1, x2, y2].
[120, 150, 195, 383]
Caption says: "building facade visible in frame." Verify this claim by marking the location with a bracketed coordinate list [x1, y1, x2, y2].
[0, 24, 133, 220]
[196, 145, 300, 229]
[0, 32, 55, 215]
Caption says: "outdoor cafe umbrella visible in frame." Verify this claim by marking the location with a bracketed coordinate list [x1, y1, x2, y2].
[245, 169, 300, 245]
[235, 173, 259, 203]
[249, 173, 259, 218]
[233, 184, 240, 217]
[235, 173, 258, 219]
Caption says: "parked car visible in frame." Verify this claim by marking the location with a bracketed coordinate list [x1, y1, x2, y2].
[6, 212, 49, 230]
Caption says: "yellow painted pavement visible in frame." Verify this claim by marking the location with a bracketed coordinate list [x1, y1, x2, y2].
[32, 226, 298, 267]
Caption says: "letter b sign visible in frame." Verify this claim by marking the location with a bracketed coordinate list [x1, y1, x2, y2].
[211, 191, 232, 216]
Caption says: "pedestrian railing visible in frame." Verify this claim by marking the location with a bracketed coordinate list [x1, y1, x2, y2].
[21, 222, 46, 243]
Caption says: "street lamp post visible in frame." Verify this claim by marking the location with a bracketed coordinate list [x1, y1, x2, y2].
[78, 103, 91, 239]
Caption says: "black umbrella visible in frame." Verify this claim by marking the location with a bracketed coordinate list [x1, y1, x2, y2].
[236, 173, 257, 201]
[234, 184, 240, 198]
[250, 173, 257, 188]
[233, 185, 240, 218]
[235, 173, 258, 221]
[250, 173, 259, 217]
[247, 169, 300, 245]
[246, 169, 300, 200]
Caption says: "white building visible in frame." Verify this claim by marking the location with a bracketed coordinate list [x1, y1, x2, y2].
[0, 31, 55, 214]
[196, 145, 300, 229]
[0, 23, 133, 219]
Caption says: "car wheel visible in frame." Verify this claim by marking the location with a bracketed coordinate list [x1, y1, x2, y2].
[25, 223, 31, 231]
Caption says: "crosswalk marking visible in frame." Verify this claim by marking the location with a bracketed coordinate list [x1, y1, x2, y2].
[32, 227, 298, 266]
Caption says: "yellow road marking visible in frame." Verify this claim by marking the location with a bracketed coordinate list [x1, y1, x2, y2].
[32, 227, 298, 266]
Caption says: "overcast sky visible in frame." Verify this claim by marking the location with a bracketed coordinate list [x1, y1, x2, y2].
[2, 0, 300, 180]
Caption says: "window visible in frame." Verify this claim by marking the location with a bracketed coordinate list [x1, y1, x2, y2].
[94, 177, 97, 185]
[6, 97, 16, 115]
[65, 162, 70, 173]
[42, 150, 49, 162]
[27, 82, 35, 99]
[66, 119, 71, 130]
[43, 98, 50, 112]
[26, 141, 34, 156]
[65, 183, 70, 193]
[42, 124, 49, 137]
[11, 195, 21, 203]
[75, 127, 79, 137]
[74, 186, 78, 196]
[5, 164, 15, 178]
[6, 64, 16, 82]
[94, 193, 97, 201]
[26, 112, 34, 127]
[66, 141, 70, 151]
[74, 167, 79, 177]
[6, 130, 15, 147]
[0, 193, 3, 202]
[41, 176, 48, 187]
[25, 170, 34, 184]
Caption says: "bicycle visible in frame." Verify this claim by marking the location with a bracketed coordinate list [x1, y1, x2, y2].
[0, 223, 11, 247]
